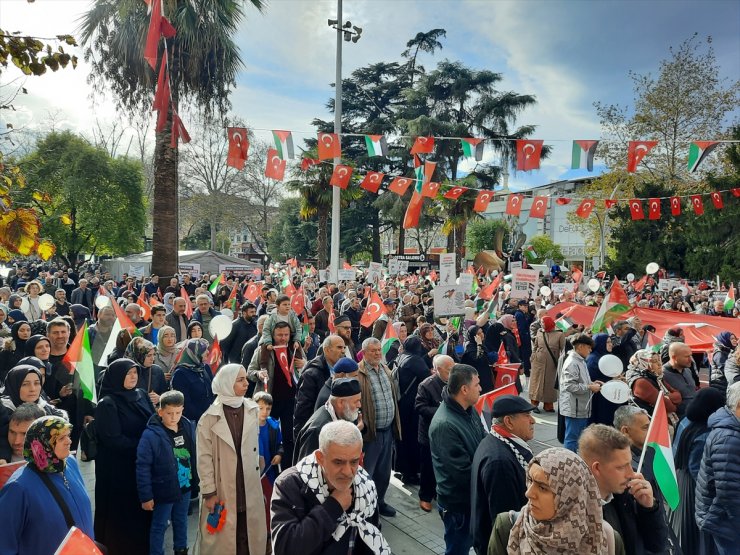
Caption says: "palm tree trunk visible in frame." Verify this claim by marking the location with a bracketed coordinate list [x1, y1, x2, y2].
[317, 208, 328, 269]
[151, 119, 178, 277]
[372, 210, 381, 262]
[397, 213, 405, 254]
[455, 224, 466, 273]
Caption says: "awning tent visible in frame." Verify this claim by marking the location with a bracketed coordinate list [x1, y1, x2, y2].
[105, 250, 261, 281]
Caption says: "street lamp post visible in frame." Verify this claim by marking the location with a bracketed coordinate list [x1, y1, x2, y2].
[328, 0, 361, 282]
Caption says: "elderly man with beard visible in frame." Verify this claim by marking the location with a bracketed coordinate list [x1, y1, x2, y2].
[294, 378, 363, 463]
[271, 420, 390, 555]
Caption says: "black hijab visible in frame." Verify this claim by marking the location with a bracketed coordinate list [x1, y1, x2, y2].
[25, 334, 51, 358]
[3, 364, 43, 407]
[17, 355, 51, 383]
[10, 321, 31, 353]
[100, 357, 140, 401]
[464, 325, 481, 356]
[674, 386, 726, 470]
[402, 335, 427, 357]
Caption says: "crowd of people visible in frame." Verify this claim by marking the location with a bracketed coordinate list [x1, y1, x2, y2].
[0, 260, 737, 555]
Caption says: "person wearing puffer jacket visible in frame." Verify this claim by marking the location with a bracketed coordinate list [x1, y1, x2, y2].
[695, 381, 740, 555]
[558, 333, 602, 452]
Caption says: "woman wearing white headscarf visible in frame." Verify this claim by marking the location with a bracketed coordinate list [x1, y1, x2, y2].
[196, 363, 267, 555]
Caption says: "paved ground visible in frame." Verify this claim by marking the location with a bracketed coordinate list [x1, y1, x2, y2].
[78, 379, 562, 554]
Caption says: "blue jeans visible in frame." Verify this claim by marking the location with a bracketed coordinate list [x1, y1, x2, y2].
[362, 427, 393, 506]
[149, 495, 190, 555]
[437, 505, 473, 555]
[564, 417, 589, 452]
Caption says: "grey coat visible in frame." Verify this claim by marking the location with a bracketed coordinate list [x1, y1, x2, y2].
[558, 351, 593, 418]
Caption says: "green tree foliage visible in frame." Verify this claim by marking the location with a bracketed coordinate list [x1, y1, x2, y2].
[528, 235, 565, 264]
[19, 131, 146, 267]
[267, 197, 317, 262]
[465, 218, 509, 255]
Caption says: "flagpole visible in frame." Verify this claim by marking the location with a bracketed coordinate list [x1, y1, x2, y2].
[636, 394, 661, 474]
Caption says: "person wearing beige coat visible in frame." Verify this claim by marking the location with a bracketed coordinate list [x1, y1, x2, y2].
[196, 364, 267, 555]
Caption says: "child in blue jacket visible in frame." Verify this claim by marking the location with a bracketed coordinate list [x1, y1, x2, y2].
[136, 390, 197, 555]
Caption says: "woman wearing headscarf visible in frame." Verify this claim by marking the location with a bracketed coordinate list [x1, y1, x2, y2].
[394, 335, 432, 484]
[709, 331, 737, 392]
[23, 335, 54, 393]
[5, 308, 27, 327]
[529, 316, 566, 413]
[0, 416, 95, 554]
[0, 321, 32, 385]
[0, 302, 10, 337]
[489, 447, 619, 555]
[197, 363, 267, 555]
[384, 321, 407, 368]
[124, 336, 168, 406]
[669, 387, 726, 555]
[163, 292, 176, 314]
[626, 349, 681, 416]
[94, 358, 155, 555]
[0, 364, 66, 418]
[484, 313, 521, 364]
[417, 322, 439, 367]
[171, 338, 214, 422]
[463, 325, 495, 394]
[586, 333, 621, 425]
[153, 325, 178, 380]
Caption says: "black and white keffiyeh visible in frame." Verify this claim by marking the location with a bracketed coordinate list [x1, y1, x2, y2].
[296, 454, 391, 555]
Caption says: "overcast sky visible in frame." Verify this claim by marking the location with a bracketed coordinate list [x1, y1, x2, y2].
[1, 0, 738, 189]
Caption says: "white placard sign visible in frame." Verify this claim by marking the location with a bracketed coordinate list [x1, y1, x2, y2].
[387, 258, 399, 275]
[510, 261, 523, 271]
[457, 273, 474, 293]
[337, 269, 356, 282]
[128, 265, 146, 279]
[178, 263, 201, 279]
[550, 283, 569, 297]
[511, 268, 539, 299]
[398, 260, 409, 273]
[439, 253, 456, 285]
[318, 269, 330, 282]
[658, 279, 680, 292]
[433, 285, 466, 316]
[218, 264, 253, 276]
[366, 262, 382, 285]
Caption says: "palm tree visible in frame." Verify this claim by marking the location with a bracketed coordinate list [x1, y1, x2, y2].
[79, 0, 265, 276]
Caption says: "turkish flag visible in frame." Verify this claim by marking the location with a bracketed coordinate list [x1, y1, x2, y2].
[424, 161, 436, 184]
[300, 158, 321, 171]
[170, 110, 190, 149]
[575, 199, 595, 219]
[360, 172, 384, 193]
[410, 136, 434, 154]
[273, 345, 293, 384]
[226, 127, 249, 170]
[670, 196, 681, 216]
[529, 196, 548, 218]
[264, 148, 286, 181]
[479, 273, 502, 300]
[505, 194, 524, 216]
[55, 527, 104, 555]
[627, 141, 658, 172]
[516, 140, 544, 171]
[290, 287, 305, 315]
[648, 198, 661, 220]
[604, 199, 618, 209]
[633, 274, 648, 292]
[473, 190, 494, 212]
[317, 132, 341, 160]
[403, 192, 424, 229]
[388, 177, 413, 196]
[444, 185, 468, 199]
[629, 199, 645, 220]
[137, 293, 152, 321]
[556, 198, 572, 205]
[421, 181, 440, 198]
[244, 282, 260, 302]
[329, 165, 353, 189]
[710, 191, 724, 209]
[690, 195, 704, 216]
[209, 337, 222, 371]
[360, 291, 385, 327]
[732, 188, 740, 198]
[144, 0, 163, 69]
[179, 287, 193, 319]
[153, 59, 170, 133]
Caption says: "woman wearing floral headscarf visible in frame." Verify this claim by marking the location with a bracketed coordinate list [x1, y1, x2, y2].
[489, 447, 620, 555]
[171, 338, 214, 422]
[124, 336, 167, 406]
[0, 416, 95, 554]
[197, 363, 267, 555]
[94, 358, 155, 555]
[626, 349, 681, 415]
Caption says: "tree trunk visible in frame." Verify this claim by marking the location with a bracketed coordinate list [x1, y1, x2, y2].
[372, 210, 381, 262]
[397, 213, 405, 255]
[151, 119, 178, 277]
[455, 224, 466, 273]
[210, 222, 217, 251]
[317, 208, 328, 269]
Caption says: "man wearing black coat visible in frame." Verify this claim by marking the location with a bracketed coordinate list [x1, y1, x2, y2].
[221, 302, 257, 363]
[470, 395, 536, 555]
[579, 424, 668, 555]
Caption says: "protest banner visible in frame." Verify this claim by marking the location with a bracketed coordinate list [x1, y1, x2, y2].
[511, 268, 538, 299]
[439, 253, 456, 285]
[433, 284, 466, 316]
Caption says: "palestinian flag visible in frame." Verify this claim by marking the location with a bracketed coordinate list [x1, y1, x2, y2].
[524, 245, 538, 262]
[687, 141, 719, 173]
[437, 338, 448, 355]
[461, 138, 484, 161]
[96, 286, 141, 366]
[571, 140, 599, 171]
[272, 130, 295, 159]
[724, 283, 735, 312]
[62, 321, 96, 403]
[381, 321, 399, 357]
[555, 315, 574, 332]
[591, 278, 631, 333]
[226, 283, 239, 313]
[646, 331, 662, 353]
[364, 134, 388, 157]
[640, 394, 679, 510]
[209, 273, 225, 294]
[413, 154, 424, 190]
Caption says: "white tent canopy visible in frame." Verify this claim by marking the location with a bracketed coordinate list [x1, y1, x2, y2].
[105, 250, 261, 281]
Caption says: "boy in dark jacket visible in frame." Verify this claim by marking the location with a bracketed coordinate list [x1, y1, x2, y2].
[137, 390, 197, 555]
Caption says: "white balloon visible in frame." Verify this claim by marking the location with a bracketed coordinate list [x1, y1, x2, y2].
[598, 354, 623, 378]
[209, 314, 233, 341]
[503, 284, 512, 292]
[95, 295, 111, 309]
[220, 308, 234, 320]
[646, 262, 659, 274]
[38, 293, 55, 311]
[540, 286, 552, 297]
[600, 380, 630, 404]
[19, 296, 29, 314]
[626, 273, 635, 282]
[588, 278, 601, 292]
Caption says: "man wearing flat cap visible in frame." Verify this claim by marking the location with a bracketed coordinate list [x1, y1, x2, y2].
[294, 378, 363, 463]
[470, 395, 536, 554]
